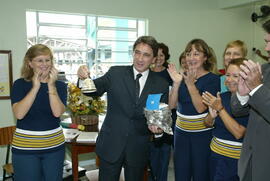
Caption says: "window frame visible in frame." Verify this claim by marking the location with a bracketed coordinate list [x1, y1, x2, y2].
[26, 10, 148, 82]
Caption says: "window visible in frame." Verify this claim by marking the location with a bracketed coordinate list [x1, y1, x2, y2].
[26, 11, 147, 83]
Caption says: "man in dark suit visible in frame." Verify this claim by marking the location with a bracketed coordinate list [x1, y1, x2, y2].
[230, 20, 270, 181]
[77, 36, 169, 181]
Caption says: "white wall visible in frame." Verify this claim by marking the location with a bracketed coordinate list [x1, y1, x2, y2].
[0, 0, 269, 179]
[219, 0, 265, 8]
[251, 1, 270, 62]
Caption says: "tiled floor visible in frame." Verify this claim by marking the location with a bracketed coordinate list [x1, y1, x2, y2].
[82, 152, 175, 181]
[3, 154, 175, 181]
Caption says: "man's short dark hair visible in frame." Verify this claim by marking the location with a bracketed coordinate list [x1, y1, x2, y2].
[263, 20, 270, 33]
[133, 36, 158, 57]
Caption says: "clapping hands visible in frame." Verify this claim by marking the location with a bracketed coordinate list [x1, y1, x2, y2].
[183, 68, 197, 86]
[202, 91, 223, 116]
[167, 64, 198, 86]
[48, 67, 58, 86]
[167, 64, 183, 84]
[237, 76, 251, 96]
[32, 66, 58, 88]
[238, 60, 263, 95]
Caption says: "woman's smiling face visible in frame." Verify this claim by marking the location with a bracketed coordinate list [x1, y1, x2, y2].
[225, 64, 241, 93]
[224, 47, 243, 68]
[29, 54, 52, 75]
[185, 45, 207, 70]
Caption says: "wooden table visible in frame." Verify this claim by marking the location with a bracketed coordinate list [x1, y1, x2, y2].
[66, 138, 96, 181]
[66, 136, 148, 181]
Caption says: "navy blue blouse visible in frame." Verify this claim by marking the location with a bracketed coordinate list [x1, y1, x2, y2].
[212, 91, 248, 142]
[178, 72, 220, 115]
[11, 78, 67, 131]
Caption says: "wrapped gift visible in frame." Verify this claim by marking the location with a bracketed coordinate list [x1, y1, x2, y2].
[144, 94, 173, 135]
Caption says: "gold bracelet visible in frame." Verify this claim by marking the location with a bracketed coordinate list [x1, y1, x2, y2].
[47, 91, 57, 95]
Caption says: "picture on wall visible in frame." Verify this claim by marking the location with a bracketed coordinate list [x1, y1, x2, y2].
[0, 50, 13, 99]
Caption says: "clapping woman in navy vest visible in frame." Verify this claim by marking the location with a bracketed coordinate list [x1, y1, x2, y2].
[202, 58, 248, 181]
[168, 39, 220, 181]
[11, 44, 67, 181]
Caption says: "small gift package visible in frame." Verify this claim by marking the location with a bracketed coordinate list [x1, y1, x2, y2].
[144, 94, 173, 135]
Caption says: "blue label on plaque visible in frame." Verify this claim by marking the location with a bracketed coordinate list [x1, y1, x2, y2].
[146, 94, 162, 110]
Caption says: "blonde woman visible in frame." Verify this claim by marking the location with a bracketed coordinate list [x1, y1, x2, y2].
[219, 40, 247, 92]
[11, 44, 67, 181]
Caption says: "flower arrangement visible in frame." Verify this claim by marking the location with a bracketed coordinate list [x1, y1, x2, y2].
[67, 83, 106, 116]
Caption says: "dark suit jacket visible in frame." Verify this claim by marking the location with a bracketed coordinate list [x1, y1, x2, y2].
[88, 66, 169, 165]
[231, 62, 270, 181]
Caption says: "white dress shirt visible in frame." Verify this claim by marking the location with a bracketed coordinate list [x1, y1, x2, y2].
[236, 84, 263, 105]
[133, 67, 149, 97]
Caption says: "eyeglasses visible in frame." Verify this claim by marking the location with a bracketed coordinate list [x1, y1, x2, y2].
[32, 59, 52, 64]
[224, 51, 242, 57]
[185, 51, 204, 58]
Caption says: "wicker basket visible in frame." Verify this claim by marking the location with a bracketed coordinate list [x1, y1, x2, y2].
[71, 115, 99, 132]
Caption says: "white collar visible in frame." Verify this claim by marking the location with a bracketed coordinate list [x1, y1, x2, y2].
[133, 67, 149, 79]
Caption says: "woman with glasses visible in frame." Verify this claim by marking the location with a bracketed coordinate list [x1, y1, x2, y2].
[168, 39, 220, 181]
[10, 44, 67, 181]
[219, 40, 247, 93]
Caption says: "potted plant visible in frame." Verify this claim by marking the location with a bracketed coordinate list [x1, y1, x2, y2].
[67, 83, 106, 131]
